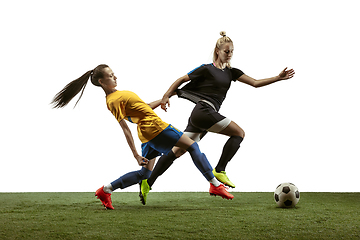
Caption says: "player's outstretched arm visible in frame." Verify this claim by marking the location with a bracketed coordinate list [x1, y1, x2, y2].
[237, 68, 295, 88]
[119, 120, 149, 166]
[147, 91, 177, 110]
[161, 75, 191, 112]
[147, 99, 162, 110]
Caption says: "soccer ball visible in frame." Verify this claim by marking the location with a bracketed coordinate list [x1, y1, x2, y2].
[274, 182, 300, 208]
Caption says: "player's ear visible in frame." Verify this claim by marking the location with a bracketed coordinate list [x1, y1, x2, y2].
[98, 78, 104, 86]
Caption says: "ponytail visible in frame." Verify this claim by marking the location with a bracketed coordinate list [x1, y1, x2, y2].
[51, 64, 109, 108]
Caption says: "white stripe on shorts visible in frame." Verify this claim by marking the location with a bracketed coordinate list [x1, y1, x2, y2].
[184, 132, 203, 142]
[207, 117, 231, 133]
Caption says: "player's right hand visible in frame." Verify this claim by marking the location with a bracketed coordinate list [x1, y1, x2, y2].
[136, 155, 149, 166]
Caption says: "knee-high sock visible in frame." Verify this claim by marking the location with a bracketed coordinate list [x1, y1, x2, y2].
[216, 136, 243, 172]
[147, 151, 177, 187]
[111, 167, 152, 190]
[187, 142, 214, 181]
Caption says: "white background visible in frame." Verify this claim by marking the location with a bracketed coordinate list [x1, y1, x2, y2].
[1, 0, 359, 192]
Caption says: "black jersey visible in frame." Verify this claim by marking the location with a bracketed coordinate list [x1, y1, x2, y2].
[177, 63, 244, 111]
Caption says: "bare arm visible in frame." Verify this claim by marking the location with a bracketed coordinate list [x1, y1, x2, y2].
[119, 119, 148, 166]
[161, 74, 191, 111]
[238, 67, 295, 88]
[147, 93, 176, 110]
[147, 99, 162, 110]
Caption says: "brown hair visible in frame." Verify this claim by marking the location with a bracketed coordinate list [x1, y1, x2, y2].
[51, 64, 109, 108]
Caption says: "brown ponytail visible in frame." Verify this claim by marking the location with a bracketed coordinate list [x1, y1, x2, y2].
[51, 64, 109, 108]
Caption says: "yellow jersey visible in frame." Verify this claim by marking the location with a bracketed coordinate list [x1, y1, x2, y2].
[106, 90, 169, 143]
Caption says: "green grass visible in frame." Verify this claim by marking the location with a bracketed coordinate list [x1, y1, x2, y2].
[0, 192, 359, 239]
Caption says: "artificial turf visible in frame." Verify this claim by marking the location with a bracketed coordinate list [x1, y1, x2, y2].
[1, 192, 359, 239]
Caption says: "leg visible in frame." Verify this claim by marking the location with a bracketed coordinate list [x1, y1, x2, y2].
[144, 157, 156, 171]
[106, 158, 155, 192]
[140, 135, 210, 205]
[187, 102, 245, 173]
[218, 121, 245, 138]
[140, 128, 233, 204]
[215, 121, 244, 172]
[206, 120, 245, 188]
[147, 132, 204, 187]
[172, 131, 207, 157]
[174, 135, 214, 181]
[98, 159, 156, 208]
[146, 150, 177, 187]
[172, 146, 186, 157]
[174, 135, 234, 200]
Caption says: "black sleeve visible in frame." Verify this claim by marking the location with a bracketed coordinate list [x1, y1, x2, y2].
[231, 67, 245, 81]
[187, 64, 206, 81]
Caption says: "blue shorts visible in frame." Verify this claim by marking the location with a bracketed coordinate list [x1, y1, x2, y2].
[141, 124, 183, 159]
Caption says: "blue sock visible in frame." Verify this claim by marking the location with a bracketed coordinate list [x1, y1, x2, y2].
[187, 142, 214, 181]
[111, 167, 152, 190]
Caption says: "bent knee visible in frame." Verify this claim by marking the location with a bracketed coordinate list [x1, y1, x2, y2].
[240, 129, 245, 138]
[173, 147, 187, 158]
[235, 128, 245, 139]
[220, 121, 245, 138]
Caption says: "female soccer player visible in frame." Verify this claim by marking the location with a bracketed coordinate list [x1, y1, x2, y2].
[51, 64, 233, 209]
[145, 31, 295, 190]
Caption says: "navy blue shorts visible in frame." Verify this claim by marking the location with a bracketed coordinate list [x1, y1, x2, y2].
[141, 124, 183, 159]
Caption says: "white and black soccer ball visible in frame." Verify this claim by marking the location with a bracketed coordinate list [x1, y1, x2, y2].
[274, 182, 300, 208]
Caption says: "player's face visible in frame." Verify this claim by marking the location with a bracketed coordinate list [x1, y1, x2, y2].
[217, 42, 234, 64]
[101, 67, 117, 88]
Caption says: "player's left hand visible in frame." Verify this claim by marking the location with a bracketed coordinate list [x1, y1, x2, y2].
[278, 67, 295, 80]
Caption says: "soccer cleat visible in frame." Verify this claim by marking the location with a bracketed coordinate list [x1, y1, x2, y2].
[139, 179, 151, 205]
[95, 186, 114, 210]
[209, 183, 234, 200]
[212, 168, 235, 188]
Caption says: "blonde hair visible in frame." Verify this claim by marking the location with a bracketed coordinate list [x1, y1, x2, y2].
[213, 31, 233, 68]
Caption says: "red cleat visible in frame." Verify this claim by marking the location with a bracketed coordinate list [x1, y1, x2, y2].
[209, 183, 234, 200]
[95, 186, 114, 210]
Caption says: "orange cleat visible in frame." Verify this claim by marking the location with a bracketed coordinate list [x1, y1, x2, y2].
[95, 186, 114, 210]
[209, 183, 234, 200]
